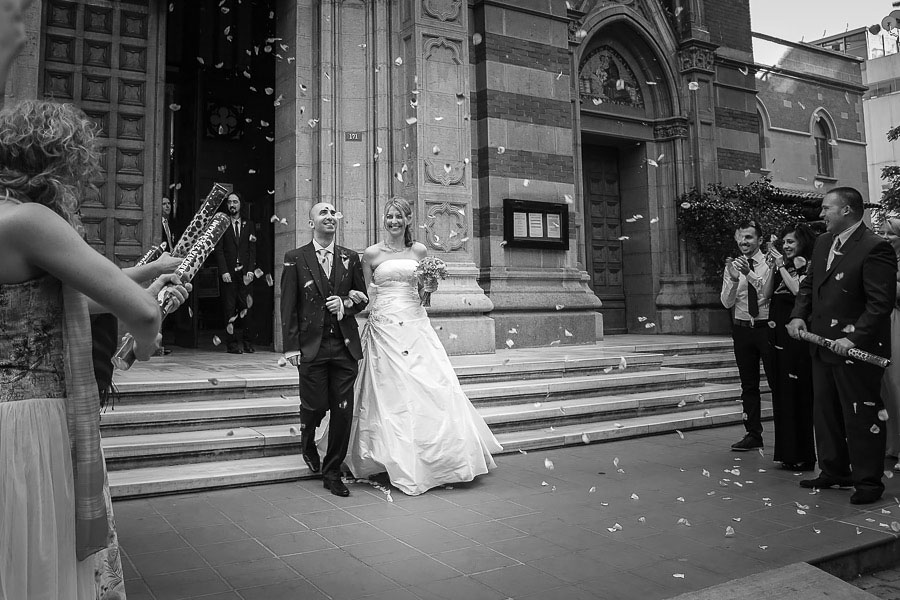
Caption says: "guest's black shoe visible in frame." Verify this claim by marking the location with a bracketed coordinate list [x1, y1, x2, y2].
[799, 475, 853, 489]
[299, 430, 320, 474]
[243, 343, 254, 354]
[731, 434, 763, 452]
[323, 477, 350, 497]
[226, 346, 243, 354]
[781, 461, 816, 471]
[850, 489, 883, 505]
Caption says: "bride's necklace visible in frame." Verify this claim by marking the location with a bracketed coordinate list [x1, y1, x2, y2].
[381, 241, 405, 253]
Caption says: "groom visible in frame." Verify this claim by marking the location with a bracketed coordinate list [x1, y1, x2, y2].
[280, 202, 368, 497]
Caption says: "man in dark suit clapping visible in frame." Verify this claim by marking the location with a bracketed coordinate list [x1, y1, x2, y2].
[280, 202, 368, 497]
[215, 191, 257, 354]
[788, 187, 898, 504]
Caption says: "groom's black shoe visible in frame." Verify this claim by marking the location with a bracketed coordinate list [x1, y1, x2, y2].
[323, 477, 350, 497]
[299, 429, 320, 474]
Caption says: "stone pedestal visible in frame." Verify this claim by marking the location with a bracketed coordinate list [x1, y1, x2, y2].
[655, 274, 730, 334]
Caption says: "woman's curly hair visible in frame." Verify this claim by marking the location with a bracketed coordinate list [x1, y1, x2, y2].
[0, 100, 102, 228]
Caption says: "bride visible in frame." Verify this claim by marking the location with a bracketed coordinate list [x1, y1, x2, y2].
[346, 197, 502, 495]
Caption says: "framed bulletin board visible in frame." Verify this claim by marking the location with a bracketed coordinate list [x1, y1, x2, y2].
[502, 199, 569, 250]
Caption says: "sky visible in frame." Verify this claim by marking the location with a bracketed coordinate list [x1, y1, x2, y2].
[749, 0, 889, 43]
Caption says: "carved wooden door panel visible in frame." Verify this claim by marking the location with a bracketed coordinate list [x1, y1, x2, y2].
[41, 0, 161, 266]
[583, 146, 626, 334]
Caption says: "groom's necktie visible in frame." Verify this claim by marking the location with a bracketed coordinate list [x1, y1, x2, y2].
[317, 248, 332, 279]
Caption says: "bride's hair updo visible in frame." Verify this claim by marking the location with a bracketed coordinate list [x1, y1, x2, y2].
[383, 196, 414, 248]
[0, 100, 102, 229]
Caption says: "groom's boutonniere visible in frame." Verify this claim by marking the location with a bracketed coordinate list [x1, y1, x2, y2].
[340, 253, 350, 269]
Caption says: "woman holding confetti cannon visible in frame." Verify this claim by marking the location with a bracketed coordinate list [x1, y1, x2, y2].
[0, 100, 189, 599]
[346, 197, 502, 495]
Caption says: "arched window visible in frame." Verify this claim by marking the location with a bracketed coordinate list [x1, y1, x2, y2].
[814, 119, 833, 178]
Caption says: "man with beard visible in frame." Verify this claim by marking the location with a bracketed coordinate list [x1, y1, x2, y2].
[215, 191, 257, 354]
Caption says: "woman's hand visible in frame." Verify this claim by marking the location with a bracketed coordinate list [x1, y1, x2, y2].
[148, 272, 192, 311]
[151, 252, 183, 277]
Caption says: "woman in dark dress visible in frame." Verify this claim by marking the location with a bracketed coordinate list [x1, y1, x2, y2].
[763, 222, 818, 471]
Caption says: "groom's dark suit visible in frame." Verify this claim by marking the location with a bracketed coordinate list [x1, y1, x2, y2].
[280, 241, 367, 481]
[791, 223, 897, 495]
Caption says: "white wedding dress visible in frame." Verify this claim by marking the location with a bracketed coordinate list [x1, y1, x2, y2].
[347, 259, 502, 495]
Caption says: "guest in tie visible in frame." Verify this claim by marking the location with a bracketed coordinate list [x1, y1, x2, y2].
[214, 191, 257, 354]
[721, 221, 774, 452]
[280, 202, 368, 497]
[761, 222, 818, 471]
[788, 187, 897, 504]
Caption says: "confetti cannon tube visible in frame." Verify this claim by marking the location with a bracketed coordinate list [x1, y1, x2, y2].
[112, 213, 232, 370]
[797, 330, 891, 369]
[170, 183, 230, 258]
[134, 242, 167, 267]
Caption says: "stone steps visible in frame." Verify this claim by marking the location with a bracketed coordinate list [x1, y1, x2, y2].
[99, 365, 746, 437]
[101, 380, 767, 470]
[102, 337, 760, 497]
[107, 400, 770, 498]
[110, 351, 662, 405]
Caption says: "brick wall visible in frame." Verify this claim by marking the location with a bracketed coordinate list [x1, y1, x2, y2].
[470, 33, 570, 75]
[716, 108, 758, 134]
[717, 148, 761, 172]
[470, 89, 572, 129]
[704, 0, 752, 53]
[759, 81, 862, 141]
[475, 146, 574, 183]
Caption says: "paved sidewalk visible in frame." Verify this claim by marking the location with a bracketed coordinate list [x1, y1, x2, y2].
[854, 568, 900, 599]
[116, 424, 900, 600]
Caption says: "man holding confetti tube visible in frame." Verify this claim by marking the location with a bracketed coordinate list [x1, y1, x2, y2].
[788, 187, 898, 504]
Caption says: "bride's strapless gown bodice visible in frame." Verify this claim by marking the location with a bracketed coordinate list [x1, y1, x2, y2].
[347, 258, 502, 496]
[367, 258, 424, 322]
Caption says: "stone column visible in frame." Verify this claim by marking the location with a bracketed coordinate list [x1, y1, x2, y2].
[273, 0, 316, 350]
[393, 0, 495, 354]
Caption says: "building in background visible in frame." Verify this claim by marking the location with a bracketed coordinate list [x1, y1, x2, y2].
[5, 0, 792, 351]
[751, 32, 868, 214]
[813, 26, 900, 210]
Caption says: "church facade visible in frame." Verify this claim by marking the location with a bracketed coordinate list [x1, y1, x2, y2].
[8, 0, 776, 353]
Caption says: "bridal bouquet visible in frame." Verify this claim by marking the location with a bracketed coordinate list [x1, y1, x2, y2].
[416, 257, 448, 307]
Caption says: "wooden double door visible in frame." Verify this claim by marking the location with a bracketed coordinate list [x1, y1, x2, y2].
[41, 0, 162, 266]
[583, 146, 627, 334]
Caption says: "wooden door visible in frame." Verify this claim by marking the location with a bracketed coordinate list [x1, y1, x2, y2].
[583, 146, 626, 333]
[41, 0, 162, 266]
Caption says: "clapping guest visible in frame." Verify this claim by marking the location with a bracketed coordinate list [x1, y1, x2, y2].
[762, 223, 817, 471]
[880, 216, 900, 467]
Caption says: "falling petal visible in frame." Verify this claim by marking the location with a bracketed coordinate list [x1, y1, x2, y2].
[631, 493, 639, 500]
[208, 378, 219, 385]
[523, 179, 530, 187]
[505, 339, 515, 348]
[688, 81, 699, 91]
[277, 357, 287, 367]
[872, 424, 882, 434]
[472, 33, 483, 45]
[564, 329, 573, 337]
[498, 146, 506, 154]
[675, 430, 685, 439]
[589, 486, 596, 493]
[544, 458, 554, 470]
[405, 117, 418, 125]
[582, 433, 590, 444]
[212, 336, 222, 346]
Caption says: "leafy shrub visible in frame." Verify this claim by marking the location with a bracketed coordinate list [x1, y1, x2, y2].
[677, 177, 804, 283]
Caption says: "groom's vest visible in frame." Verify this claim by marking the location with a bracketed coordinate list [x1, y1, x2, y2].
[319, 257, 342, 336]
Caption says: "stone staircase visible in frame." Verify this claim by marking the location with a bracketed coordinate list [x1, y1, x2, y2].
[102, 336, 771, 497]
